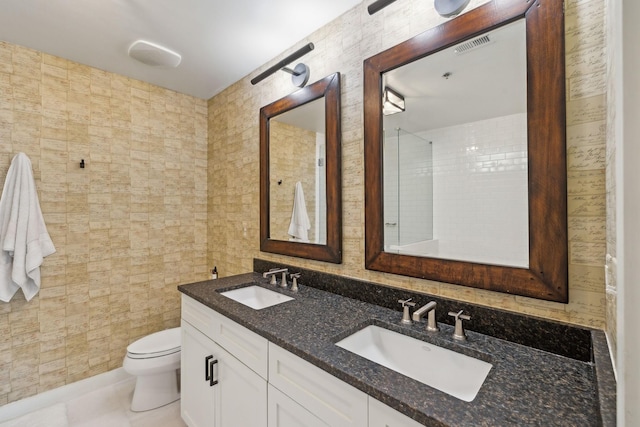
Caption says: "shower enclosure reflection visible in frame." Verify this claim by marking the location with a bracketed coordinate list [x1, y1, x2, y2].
[383, 118, 529, 267]
[383, 128, 433, 254]
[381, 19, 529, 268]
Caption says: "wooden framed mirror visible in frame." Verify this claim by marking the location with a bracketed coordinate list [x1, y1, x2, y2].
[260, 73, 342, 263]
[364, 0, 567, 301]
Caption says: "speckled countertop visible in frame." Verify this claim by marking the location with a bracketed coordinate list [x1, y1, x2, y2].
[178, 273, 610, 427]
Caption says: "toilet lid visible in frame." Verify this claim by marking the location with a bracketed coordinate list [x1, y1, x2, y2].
[127, 327, 181, 358]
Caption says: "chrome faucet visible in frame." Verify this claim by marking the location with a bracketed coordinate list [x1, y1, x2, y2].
[398, 298, 416, 324]
[448, 310, 471, 341]
[412, 301, 439, 332]
[262, 268, 288, 286]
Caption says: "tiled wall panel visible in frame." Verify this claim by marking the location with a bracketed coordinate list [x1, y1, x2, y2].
[0, 43, 208, 405]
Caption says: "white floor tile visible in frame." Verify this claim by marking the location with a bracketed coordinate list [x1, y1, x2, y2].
[0, 403, 68, 427]
[1, 378, 185, 427]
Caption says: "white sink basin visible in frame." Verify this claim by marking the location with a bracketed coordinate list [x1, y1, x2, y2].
[335, 325, 492, 402]
[219, 285, 294, 310]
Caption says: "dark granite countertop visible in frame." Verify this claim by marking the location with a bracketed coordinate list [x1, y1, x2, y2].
[178, 273, 610, 427]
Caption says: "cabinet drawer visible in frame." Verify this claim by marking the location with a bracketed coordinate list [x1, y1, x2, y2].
[210, 308, 268, 380]
[269, 343, 367, 427]
[182, 295, 216, 338]
[268, 384, 329, 427]
[369, 398, 424, 427]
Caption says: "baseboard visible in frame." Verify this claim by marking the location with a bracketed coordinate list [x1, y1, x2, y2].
[0, 368, 133, 423]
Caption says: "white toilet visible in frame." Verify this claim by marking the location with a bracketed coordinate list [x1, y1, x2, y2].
[122, 327, 182, 412]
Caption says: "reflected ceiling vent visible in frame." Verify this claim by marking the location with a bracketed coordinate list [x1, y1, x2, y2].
[454, 35, 492, 54]
[128, 40, 181, 68]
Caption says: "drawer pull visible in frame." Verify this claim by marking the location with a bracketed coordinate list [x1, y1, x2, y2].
[205, 355, 213, 381]
[209, 358, 219, 386]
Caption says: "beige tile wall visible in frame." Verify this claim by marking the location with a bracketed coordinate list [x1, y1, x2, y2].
[208, 0, 608, 328]
[0, 42, 209, 405]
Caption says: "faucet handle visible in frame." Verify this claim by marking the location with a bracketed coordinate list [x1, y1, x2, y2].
[290, 273, 301, 292]
[448, 310, 471, 341]
[399, 298, 416, 324]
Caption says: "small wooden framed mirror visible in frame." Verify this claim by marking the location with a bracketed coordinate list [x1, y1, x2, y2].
[260, 73, 342, 263]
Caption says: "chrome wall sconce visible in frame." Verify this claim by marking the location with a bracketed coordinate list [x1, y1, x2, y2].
[368, 0, 471, 17]
[251, 43, 314, 87]
[382, 87, 405, 115]
[434, 0, 471, 17]
[368, 0, 397, 15]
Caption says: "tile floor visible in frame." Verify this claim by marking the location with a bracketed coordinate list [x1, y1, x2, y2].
[0, 378, 186, 427]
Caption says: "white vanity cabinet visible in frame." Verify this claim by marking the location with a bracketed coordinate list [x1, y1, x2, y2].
[181, 294, 425, 427]
[181, 296, 268, 427]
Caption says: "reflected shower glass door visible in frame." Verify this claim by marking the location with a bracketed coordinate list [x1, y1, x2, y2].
[383, 128, 433, 255]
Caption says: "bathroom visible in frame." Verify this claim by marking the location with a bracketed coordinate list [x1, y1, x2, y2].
[0, 0, 637, 425]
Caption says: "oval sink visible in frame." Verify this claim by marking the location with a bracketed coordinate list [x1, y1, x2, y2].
[335, 325, 492, 402]
[219, 285, 294, 310]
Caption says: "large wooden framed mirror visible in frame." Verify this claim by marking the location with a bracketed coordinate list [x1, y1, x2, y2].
[364, 0, 567, 301]
[260, 73, 342, 263]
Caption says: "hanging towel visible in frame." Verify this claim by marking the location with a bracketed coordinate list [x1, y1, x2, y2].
[0, 153, 56, 302]
[288, 181, 311, 242]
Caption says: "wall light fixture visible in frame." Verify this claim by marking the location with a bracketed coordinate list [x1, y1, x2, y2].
[368, 0, 397, 15]
[251, 43, 314, 87]
[434, 0, 471, 17]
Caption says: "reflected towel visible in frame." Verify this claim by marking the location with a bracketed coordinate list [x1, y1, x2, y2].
[288, 181, 311, 242]
[0, 153, 56, 302]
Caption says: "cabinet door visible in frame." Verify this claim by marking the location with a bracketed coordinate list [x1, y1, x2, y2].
[368, 398, 425, 427]
[216, 342, 267, 427]
[269, 343, 368, 427]
[268, 384, 329, 427]
[181, 321, 216, 427]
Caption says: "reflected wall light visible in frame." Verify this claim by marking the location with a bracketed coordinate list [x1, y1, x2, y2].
[382, 87, 405, 115]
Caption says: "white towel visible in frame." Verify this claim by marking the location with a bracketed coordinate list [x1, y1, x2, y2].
[0, 153, 56, 302]
[288, 181, 311, 242]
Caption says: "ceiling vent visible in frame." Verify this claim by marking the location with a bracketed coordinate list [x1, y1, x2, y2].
[454, 35, 492, 54]
[128, 40, 181, 68]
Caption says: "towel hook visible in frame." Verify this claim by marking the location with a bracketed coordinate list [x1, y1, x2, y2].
[80, 159, 85, 169]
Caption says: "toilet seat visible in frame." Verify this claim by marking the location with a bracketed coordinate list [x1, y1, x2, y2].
[126, 327, 181, 359]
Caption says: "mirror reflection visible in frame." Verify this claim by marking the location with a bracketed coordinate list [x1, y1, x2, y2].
[382, 20, 529, 268]
[269, 98, 327, 244]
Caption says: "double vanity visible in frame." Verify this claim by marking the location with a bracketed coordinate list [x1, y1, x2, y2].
[178, 265, 614, 427]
